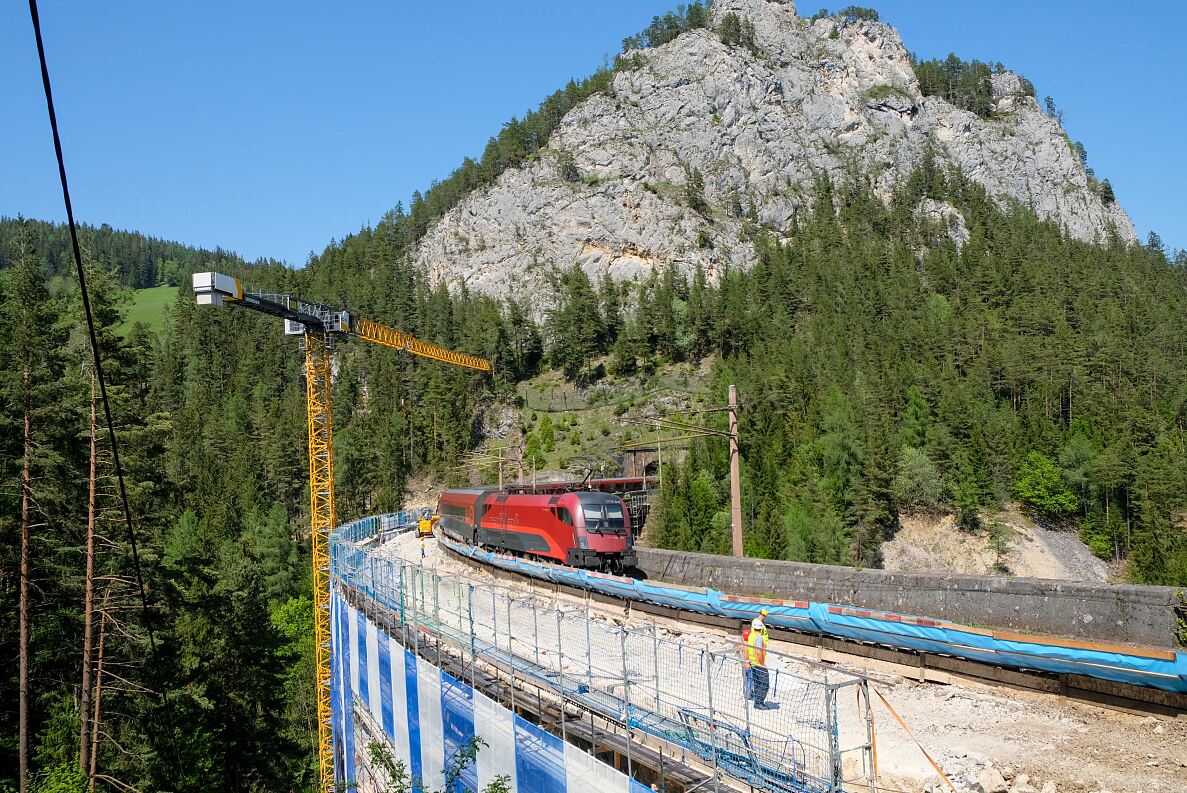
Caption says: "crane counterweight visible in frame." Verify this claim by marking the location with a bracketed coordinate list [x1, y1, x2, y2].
[192, 271, 242, 307]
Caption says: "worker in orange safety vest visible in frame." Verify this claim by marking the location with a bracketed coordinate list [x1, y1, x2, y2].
[745, 609, 776, 709]
[752, 608, 769, 643]
[740, 624, 754, 699]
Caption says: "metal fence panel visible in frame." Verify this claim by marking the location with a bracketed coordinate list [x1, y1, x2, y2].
[330, 516, 874, 793]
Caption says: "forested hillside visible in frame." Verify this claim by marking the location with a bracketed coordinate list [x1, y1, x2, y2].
[518, 159, 1187, 586]
[0, 219, 517, 791]
[0, 216, 266, 290]
[641, 166, 1187, 586]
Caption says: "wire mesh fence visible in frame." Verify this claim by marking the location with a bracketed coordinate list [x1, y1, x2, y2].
[332, 517, 876, 792]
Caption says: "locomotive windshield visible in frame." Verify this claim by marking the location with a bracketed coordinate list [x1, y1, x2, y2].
[581, 500, 626, 534]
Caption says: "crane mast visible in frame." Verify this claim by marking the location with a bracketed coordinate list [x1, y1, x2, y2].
[192, 272, 489, 791]
[304, 332, 335, 785]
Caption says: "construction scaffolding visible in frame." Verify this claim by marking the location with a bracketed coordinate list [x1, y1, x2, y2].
[331, 515, 877, 793]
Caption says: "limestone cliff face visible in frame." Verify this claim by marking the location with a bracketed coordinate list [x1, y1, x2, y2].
[414, 0, 1135, 305]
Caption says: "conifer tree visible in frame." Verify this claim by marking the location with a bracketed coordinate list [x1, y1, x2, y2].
[546, 265, 604, 381]
[0, 229, 69, 793]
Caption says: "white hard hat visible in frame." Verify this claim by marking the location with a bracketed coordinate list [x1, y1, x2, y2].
[751, 615, 765, 629]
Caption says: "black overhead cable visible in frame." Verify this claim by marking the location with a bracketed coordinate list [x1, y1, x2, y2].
[27, 0, 165, 689]
[28, 2, 184, 778]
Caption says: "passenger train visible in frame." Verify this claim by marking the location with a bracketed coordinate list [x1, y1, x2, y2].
[436, 487, 637, 572]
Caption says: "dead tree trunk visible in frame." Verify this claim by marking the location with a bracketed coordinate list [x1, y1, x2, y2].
[80, 372, 98, 776]
[88, 596, 108, 791]
[19, 370, 31, 793]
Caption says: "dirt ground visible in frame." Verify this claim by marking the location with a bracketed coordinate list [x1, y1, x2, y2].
[882, 509, 1110, 583]
[377, 531, 1184, 793]
[869, 675, 1185, 793]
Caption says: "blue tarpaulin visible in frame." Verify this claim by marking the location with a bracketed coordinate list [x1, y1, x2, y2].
[441, 537, 1187, 694]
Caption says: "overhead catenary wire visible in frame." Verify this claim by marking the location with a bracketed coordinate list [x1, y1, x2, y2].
[617, 432, 714, 449]
[618, 414, 733, 441]
[26, 0, 180, 775]
[618, 414, 720, 432]
[647, 416, 732, 438]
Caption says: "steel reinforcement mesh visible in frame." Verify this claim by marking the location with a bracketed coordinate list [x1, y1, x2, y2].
[331, 522, 875, 793]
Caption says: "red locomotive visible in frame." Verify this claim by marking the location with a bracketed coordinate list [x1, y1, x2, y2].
[436, 487, 637, 572]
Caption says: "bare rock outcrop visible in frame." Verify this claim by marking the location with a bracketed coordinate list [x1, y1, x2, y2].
[415, 0, 1134, 307]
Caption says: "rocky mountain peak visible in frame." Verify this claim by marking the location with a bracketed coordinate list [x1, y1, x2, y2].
[414, 0, 1135, 307]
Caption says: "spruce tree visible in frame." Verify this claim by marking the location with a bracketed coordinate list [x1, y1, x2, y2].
[0, 230, 69, 792]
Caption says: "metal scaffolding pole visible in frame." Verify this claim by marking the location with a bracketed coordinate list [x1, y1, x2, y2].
[433, 575, 441, 666]
[532, 601, 541, 668]
[705, 644, 720, 793]
[467, 583, 477, 691]
[620, 628, 633, 780]
[399, 563, 407, 647]
[827, 686, 842, 793]
[506, 597, 516, 715]
[651, 622, 662, 714]
[585, 602, 594, 691]
[556, 609, 568, 745]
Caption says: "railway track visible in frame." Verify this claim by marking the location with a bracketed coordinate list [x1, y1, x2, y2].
[439, 540, 1187, 718]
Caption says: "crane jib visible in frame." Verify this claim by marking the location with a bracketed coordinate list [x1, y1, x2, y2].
[191, 271, 491, 372]
[353, 317, 492, 372]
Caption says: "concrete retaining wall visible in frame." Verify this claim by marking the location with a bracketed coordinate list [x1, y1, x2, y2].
[636, 548, 1185, 649]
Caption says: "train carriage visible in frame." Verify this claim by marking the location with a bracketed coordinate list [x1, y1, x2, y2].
[437, 487, 637, 572]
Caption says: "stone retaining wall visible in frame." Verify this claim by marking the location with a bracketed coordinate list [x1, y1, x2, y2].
[635, 548, 1185, 648]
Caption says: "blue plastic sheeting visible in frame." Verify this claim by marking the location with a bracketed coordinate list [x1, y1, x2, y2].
[378, 629, 395, 739]
[404, 648, 423, 786]
[330, 593, 345, 784]
[441, 670, 478, 793]
[440, 537, 1187, 694]
[329, 577, 643, 793]
[514, 714, 567, 793]
[356, 610, 370, 706]
[334, 595, 356, 785]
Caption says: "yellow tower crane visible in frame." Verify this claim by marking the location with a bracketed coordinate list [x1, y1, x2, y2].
[192, 272, 490, 791]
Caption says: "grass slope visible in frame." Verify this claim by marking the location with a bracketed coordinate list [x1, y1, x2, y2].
[120, 285, 178, 334]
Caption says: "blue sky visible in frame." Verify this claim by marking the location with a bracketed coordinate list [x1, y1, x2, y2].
[3, 1, 1184, 265]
